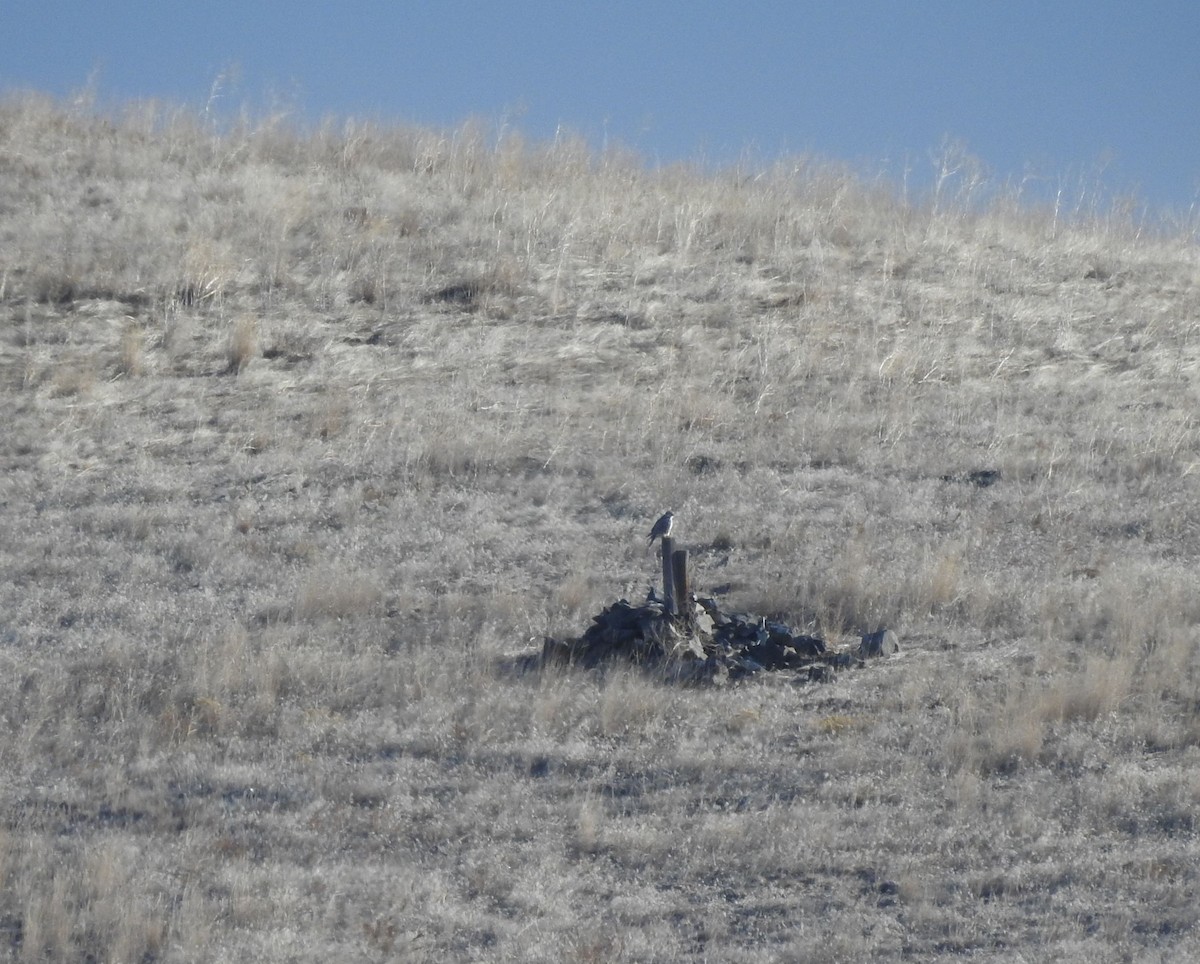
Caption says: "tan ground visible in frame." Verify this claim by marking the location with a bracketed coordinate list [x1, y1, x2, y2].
[2, 91, 1200, 961]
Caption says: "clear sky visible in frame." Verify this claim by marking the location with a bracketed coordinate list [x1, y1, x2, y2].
[3, 2, 1197, 214]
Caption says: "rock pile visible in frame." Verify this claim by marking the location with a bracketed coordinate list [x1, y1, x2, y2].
[541, 594, 897, 686]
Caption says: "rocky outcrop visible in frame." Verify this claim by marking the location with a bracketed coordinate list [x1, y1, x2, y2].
[541, 594, 896, 686]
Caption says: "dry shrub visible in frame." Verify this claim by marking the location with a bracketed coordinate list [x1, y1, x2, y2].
[1040, 655, 1133, 723]
[978, 702, 1045, 775]
[118, 322, 145, 377]
[294, 570, 383, 620]
[574, 797, 605, 855]
[177, 239, 234, 308]
[226, 314, 260, 373]
[426, 258, 526, 314]
[816, 713, 860, 737]
[12, 838, 168, 963]
[921, 542, 966, 612]
[48, 355, 97, 396]
[553, 571, 594, 614]
[598, 670, 669, 736]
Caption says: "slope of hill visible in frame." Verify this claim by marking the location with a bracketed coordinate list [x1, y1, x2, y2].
[2, 91, 1200, 961]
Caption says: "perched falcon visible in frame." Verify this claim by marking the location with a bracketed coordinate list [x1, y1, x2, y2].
[647, 510, 674, 546]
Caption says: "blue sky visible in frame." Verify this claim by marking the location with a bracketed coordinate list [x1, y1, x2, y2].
[3, 2, 1197, 213]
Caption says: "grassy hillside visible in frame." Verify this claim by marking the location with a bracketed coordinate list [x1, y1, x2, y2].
[2, 90, 1200, 961]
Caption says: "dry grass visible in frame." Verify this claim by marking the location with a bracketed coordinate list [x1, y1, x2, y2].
[225, 314, 260, 374]
[2, 89, 1200, 961]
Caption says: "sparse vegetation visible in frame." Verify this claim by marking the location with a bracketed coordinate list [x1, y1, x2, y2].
[2, 88, 1200, 960]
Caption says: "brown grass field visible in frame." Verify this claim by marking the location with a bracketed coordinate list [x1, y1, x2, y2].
[2, 90, 1200, 961]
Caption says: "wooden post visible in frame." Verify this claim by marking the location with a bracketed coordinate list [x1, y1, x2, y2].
[672, 549, 691, 602]
[660, 536, 675, 615]
[671, 550, 690, 622]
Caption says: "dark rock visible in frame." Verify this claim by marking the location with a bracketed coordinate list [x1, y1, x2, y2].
[427, 281, 481, 305]
[730, 655, 765, 676]
[967, 469, 1001, 487]
[745, 641, 786, 669]
[942, 468, 1002, 488]
[859, 629, 899, 658]
[790, 635, 827, 657]
[686, 454, 723, 475]
[535, 596, 853, 686]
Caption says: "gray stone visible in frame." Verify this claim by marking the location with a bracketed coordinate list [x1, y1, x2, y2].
[536, 595, 850, 685]
[859, 629, 899, 658]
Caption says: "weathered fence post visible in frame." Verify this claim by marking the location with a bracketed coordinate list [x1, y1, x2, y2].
[660, 536, 676, 615]
[672, 549, 691, 628]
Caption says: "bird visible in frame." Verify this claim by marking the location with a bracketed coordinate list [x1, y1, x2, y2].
[647, 510, 674, 546]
